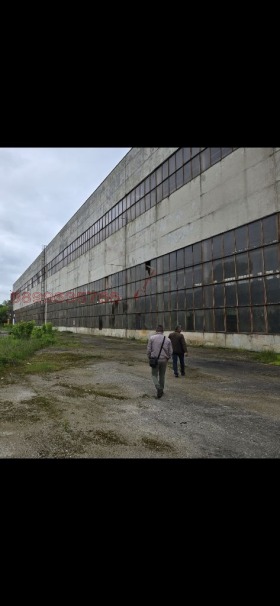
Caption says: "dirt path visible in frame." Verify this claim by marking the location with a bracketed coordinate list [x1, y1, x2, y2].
[0, 332, 279, 458]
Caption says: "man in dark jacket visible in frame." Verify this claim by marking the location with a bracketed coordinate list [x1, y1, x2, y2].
[168, 325, 188, 377]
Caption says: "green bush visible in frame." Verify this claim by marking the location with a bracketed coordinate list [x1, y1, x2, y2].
[10, 321, 35, 339]
[0, 322, 57, 367]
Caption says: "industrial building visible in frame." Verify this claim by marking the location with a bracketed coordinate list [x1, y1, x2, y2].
[12, 147, 280, 352]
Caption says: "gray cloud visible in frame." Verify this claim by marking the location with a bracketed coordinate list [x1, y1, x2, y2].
[0, 147, 130, 302]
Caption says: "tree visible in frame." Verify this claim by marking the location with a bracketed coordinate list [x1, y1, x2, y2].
[0, 302, 9, 324]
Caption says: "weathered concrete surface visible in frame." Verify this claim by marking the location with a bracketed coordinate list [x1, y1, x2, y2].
[0, 333, 279, 458]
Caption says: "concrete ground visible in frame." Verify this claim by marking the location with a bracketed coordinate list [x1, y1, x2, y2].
[0, 332, 279, 458]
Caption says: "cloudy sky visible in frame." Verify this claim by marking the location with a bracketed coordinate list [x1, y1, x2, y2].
[0, 147, 131, 303]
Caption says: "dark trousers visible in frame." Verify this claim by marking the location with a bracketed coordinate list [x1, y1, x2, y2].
[172, 353, 185, 376]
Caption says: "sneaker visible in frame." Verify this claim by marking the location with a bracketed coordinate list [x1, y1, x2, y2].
[157, 388, 163, 398]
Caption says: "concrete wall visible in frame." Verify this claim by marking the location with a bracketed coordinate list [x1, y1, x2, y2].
[13, 147, 280, 352]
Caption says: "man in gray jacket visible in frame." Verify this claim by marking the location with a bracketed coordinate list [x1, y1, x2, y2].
[147, 325, 173, 398]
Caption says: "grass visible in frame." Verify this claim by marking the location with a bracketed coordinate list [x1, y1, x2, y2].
[0, 327, 102, 372]
[252, 351, 280, 365]
[0, 337, 51, 367]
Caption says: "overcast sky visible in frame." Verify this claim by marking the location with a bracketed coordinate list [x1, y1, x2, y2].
[0, 147, 131, 303]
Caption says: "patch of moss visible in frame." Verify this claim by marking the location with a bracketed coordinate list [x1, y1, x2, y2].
[91, 429, 128, 445]
[141, 436, 174, 453]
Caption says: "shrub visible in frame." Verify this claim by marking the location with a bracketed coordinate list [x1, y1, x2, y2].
[10, 321, 35, 339]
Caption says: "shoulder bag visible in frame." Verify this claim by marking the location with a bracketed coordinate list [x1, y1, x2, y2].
[149, 337, 165, 367]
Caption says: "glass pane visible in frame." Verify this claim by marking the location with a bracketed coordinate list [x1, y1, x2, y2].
[185, 267, 193, 288]
[162, 161, 168, 181]
[170, 252, 176, 271]
[214, 309, 225, 331]
[177, 269, 185, 287]
[185, 246, 193, 267]
[191, 147, 200, 157]
[186, 311, 194, 330]
[176, 167, 184, 189]
[168, 155, 176, 175]
[170, 291, 177, 310]
[193, 287, 203, 308]
[267, 305, 280, 333]
[263, 214, 278, 244]
[162, 179, 169, 199]
[213, 259, 223, 282]
[226, 308, 237, 332]
[186, 289, 193, 308]
[225, 283, 237, 306]
[193, 242, 202, 265]
[212, 234, 223, 259]
[249, 249, 263, 276]
[157, 257, 163, 274]
[194, 310, 204, 331]
[251, 278, 265, 304]
[171, 310, 178, 327]
[150, 189, 156, 207]
[265, 275, 280, 303]
[193, 265, 202, 286]
[249, 220, 262, 248]
[170, 272, 177, 291]
[178, 290, 185, 309]
[203, 262, 213, 284]
[175, 148, 183, 169]
[135, 185, 141, 202]
[236, 226, 248, 252]
[222, 147, 233, 158]
[264, 244, 279, 272]
[204, 285, 214, 307]
[156, 165, 162, 185]
[164, 292, 170, 311]
[224, 256, 236, 280]
[202, 238, 212, 262]
[163, 274, 170, 292]
[211, 147, 222, 164]
[183, 147, 191, 163]
[177, 249, 185, 269]
[163, 254, 169, 273]
[192, 156, 200, 178]
[156, 183, 163, 203]
[224, 230, 235, 256]
[200, 148, 210, 172]
[178, 310, 186, 328]
[236, 252, 249, 279]
[238, 307, 251, 332]
[157, 275, 164, 293]
[150, 172, 156, 190]
[140, 197, 146, 215]
[214, 284, 224, 307]
[183, 162, 191, 184]
[252, 307, 266, 332]
[164, 312, 170, 328]
[204, 309, 214, 331]
[169, 173, 176, 194]
[157, 293, 164, 310]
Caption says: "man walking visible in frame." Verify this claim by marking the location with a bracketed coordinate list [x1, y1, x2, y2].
[168, 325, 188, 377]
[147, 325, 173, 398]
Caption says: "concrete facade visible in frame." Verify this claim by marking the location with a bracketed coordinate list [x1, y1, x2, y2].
[12, 147, 280, 352]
